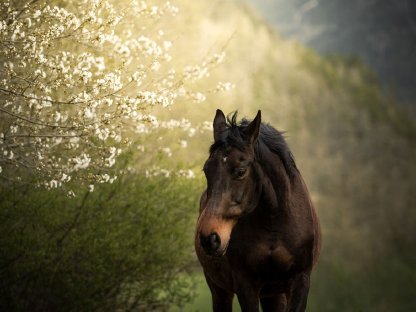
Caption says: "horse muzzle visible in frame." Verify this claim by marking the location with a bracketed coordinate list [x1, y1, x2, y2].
[196, 211, 236, 257]
[199, 232, 223, 256]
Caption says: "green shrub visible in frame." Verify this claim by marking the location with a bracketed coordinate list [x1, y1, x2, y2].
[0, 170, 203, 311]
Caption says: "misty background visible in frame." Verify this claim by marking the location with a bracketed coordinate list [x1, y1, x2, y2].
[242, 0, 416, 108]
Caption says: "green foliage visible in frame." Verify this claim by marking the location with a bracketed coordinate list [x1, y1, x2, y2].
[0, 165, 204, 311]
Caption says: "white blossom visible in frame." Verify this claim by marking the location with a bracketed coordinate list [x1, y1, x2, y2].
[177, 169, 195, 179]
[216, 81, 235, 91]
[160, 147, 172, 157]
[33, 10, 42, 18]
[0, 0, 231, 191]
[191, 92, 206, 103]
[61, 173, 71, 182]
[50, 180, 59, 189]
[73, 154, 91, 171]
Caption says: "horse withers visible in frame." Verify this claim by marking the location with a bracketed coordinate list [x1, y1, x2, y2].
[195, 110, 321, 312]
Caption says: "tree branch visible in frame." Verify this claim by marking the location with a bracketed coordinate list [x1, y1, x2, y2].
[0, 106, 77, 129]
[7, 0, 41, 25]
[56, 191, 90, 248]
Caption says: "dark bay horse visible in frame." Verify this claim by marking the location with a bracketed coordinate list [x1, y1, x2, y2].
[195, 110, 321, 312]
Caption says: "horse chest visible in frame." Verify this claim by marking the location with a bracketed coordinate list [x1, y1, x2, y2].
[228, 220, 296, 275]
[245, 240, 295, 275]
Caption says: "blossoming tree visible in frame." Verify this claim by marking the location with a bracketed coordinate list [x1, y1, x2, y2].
[0, 0, 228, 194]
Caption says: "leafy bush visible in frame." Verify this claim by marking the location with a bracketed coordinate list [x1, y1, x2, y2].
[0, 165, 203, 311]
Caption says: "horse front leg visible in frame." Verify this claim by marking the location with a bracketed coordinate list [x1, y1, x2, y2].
[287, 272, 311, 312]
[204, 271, 234, 312]
[233, 272, 261, 312]
[260, 293, 287, 312]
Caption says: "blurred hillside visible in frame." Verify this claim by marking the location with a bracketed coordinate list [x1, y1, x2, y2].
[165, 1, 416, 311]
[239, 0, 416, 108]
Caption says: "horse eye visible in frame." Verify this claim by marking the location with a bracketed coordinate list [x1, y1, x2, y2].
[236, 168, 246, 178]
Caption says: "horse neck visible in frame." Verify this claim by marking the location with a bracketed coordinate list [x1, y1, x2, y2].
[254, 149, 318, 240]
[255, 150, 294, 219]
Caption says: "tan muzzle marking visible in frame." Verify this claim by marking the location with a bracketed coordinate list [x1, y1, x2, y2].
[197, 208, 236, 253]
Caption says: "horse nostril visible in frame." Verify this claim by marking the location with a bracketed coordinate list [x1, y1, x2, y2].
[209, 232, 221, 251]
[199, 232, 221, 255]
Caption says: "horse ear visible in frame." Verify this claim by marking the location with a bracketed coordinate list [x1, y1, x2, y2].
[243, 110, 261, 144]
[213, 109, 227, 142]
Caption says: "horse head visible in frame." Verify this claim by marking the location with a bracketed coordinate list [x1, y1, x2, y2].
[197, 109, 262, 257]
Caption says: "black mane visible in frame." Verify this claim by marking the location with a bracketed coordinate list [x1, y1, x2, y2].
[210, 111, 298, 178]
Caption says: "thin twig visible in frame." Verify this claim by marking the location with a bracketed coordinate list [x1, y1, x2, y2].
[7, 0, 41, 25]
[0, 106, 77, 129]
[56, 191, 90, 247]
[5, 133, 83, 139]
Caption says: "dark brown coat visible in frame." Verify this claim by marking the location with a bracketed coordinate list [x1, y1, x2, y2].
[195, 110, 321, 312]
